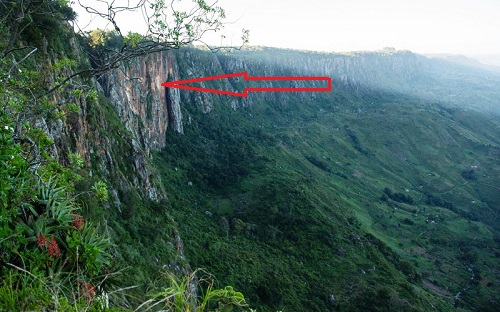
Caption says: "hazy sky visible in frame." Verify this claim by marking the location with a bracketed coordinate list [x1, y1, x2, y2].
[73, 0, 500, 56]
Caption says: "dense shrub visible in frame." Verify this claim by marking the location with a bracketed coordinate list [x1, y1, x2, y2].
[383, 187, 415, 205]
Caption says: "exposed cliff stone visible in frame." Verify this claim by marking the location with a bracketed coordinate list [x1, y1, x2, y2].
[166, 82, 183, 133]
[42, 68, 164, 204]
[48, 51, 187, 204]
[48, 49, 189, 205]
[100, 51, 183, 152]
[216, 48, 426, 95]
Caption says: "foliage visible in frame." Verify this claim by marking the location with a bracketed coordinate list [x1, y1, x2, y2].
[0, 2, 114, 309]
[68, 152, 84, 170]
[0, 173, 113, 309]
[383, 187, 415, 205]
[426, 194, 455, 209]
[461, 168, 477, 180]
[138, 269, 247, 311]
[161, 116, 256, 189]
[75, 0, 249, 84]
[92, 181, 109, 201]
[1, 0, 76, 54]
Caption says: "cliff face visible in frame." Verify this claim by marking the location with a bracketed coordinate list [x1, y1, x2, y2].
[57, 85, 163, 202]
[57, 48, 417, 166]
[98, 48, 429, 138]
[44, 43, 169, 203]
[216, 48, 426, 93]
[215, 48, 500, 113]
[99, 51, 183, 153]
[55, 51, 186, 204]
[77, 47, 499, 206]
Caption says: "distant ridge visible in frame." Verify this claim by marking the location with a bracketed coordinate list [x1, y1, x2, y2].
[424, 53, 500, 73]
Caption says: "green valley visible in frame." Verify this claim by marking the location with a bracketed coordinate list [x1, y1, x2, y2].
[1, 1, 499, 311]
[149, 48, 499, 311]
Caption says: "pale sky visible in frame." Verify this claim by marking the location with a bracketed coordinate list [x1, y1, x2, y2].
[73, 0, 500, 56]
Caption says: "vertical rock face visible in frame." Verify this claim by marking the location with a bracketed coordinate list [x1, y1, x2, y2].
[100, 51, 184, 152]
[165, 78, 183, 133]
[90, 48, 429, 160]
[216, 48, 426, 94]
[45, 41, 171, 203]
[52, 50, 187, 205]
[55, 85, 163, 202]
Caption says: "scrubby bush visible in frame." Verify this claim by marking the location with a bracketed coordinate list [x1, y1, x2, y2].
[383, 187, 415, 205]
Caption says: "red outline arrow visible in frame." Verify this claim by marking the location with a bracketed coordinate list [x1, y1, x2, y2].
[161, 72, 331, 97]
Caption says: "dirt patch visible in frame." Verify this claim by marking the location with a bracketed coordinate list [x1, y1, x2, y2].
[422, 279, 452, 298]
[408, 246, 427, 256]
[352, 170, 364, 178]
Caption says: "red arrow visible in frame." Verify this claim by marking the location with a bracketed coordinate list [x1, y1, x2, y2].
[161, 72, 331, 97]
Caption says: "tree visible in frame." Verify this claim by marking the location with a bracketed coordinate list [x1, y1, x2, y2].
[1, 0, 76, 57]
[0, 1, 247, 308]
[0, 0, 248, 179]
[71, 0, 249, 84]
[2, 0, 249, 109]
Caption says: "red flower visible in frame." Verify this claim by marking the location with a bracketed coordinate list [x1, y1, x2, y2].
[47, 236, 61, 258]
[72, 214, 84, 229]
[37, 234, 48, 247]
[37, 235, 61, 258]
[79, 282, 95, 302]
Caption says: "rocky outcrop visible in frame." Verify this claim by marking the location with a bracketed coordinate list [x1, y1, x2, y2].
[44, 39, 167, 203]
[216, 48, 426, 94]
[165, 83, 183, 133]
[99, 51, 183, 152]
[56, 83, 163, 201]
[95, 48, 430, 155]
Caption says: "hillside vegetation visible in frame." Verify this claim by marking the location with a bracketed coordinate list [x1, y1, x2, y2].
[151, 48, 500, 311]
[1, 1, 499, 311]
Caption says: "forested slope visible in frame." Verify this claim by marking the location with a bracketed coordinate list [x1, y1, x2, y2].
[1, 1, 499, 310]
